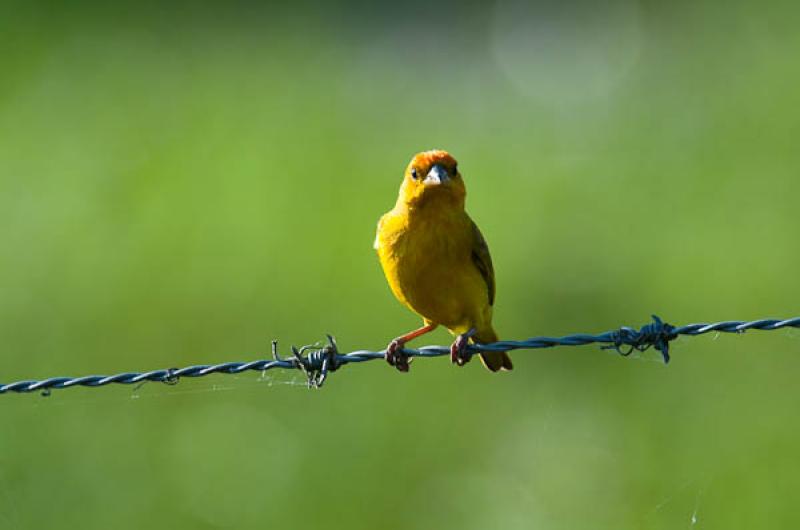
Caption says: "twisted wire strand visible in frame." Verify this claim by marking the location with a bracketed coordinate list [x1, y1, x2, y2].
[2, 315, 798, 394]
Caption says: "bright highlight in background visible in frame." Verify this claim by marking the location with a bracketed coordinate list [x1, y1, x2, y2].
[491, 0, 643, 104]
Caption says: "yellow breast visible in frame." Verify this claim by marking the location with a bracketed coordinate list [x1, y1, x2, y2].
[375, 206, 491, 332]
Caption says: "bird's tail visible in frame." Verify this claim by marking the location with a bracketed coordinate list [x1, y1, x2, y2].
[475, 327, 513, 372]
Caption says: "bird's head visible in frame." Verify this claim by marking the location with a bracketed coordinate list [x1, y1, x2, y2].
[398, 149, 466, 208]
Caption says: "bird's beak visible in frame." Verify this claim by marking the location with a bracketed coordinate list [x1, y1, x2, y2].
[423, 164, 450, 186]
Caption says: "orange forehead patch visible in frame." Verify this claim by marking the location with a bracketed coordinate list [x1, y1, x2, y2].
[410, 150, 457, 170]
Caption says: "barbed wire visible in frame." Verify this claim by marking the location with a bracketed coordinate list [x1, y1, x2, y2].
[1, 315, 798, 394]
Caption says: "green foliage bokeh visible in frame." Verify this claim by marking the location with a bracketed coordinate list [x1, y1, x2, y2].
[1, 2, 799, 529]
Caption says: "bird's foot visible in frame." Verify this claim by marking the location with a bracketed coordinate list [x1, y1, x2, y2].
[385, 339, 412, 373]
[450, 328, 477, 367]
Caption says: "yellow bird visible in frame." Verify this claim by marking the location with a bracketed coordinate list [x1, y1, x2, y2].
[374, 150, 513, 372]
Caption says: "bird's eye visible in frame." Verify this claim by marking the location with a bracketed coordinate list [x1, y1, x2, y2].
[410, 168, 418, 180]
[452, 164, 458, 175]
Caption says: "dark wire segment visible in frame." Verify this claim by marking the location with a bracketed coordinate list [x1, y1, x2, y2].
[2, 316, 798, 393]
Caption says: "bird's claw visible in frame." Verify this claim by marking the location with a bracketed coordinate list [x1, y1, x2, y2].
[450, 334, 472, 366]
[386, 339, 412, 373]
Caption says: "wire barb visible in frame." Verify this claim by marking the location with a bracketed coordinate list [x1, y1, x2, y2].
[603, 315, 677, 363]
[285, 335, 339, 389]
[2, 315, 799, 395]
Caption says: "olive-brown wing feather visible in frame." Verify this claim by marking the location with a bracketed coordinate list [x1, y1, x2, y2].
[470, 221, 495, 306]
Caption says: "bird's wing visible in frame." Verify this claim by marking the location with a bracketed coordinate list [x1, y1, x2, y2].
[470, 221, 495, 306]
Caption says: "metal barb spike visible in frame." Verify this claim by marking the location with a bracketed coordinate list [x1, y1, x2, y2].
[271, 340, 283, 362]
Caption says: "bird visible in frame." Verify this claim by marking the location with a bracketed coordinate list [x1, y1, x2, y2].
[374, 149, 513, 373]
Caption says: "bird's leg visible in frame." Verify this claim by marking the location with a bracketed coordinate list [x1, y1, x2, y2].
[451, 328, 477, 366]
[386, 323, 437, 373]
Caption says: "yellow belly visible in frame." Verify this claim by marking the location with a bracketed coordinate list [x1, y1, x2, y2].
[376, 209, 492, 334]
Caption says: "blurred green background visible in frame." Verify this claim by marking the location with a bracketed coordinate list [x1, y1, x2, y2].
[1, 0, 799, 528]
